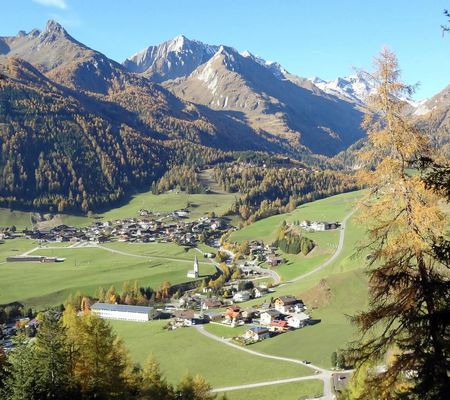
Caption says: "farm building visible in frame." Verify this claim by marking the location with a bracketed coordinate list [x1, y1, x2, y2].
[90, 303, 158, 322]
[6, 255, 65, 263]
[300, 220, 340, 231]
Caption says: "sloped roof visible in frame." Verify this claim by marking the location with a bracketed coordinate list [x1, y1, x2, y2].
[91, 302, 153, 314]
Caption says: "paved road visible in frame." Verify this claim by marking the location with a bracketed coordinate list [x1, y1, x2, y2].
[288, 208, 357, 283]
[219, 247, 282, 284]
[23, 242, 210, 266]
[211, 375, 327, 393]
[195, 209, 358, 399]
[195, 325, 334, 399]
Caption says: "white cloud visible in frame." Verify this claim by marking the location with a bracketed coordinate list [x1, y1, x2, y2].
[49, 13, 81, 28]
[32, 0, 68, 9]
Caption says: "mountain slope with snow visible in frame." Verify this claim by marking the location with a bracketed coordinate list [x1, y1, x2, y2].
[123, 35, 218, 82]
[164, 45, 365, 155]
[310, 74, 377, 105]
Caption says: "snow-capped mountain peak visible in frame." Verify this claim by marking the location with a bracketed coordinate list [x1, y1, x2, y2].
[123, 35, 218, 82]
[310, 74, 377, 104]
[240, 50, 287, 79]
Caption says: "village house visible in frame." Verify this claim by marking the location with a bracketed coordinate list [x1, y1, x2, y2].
[266, 255, 283, 267]
[269, 319, 289, 333]
[274, 296, 305, 314]
[241, 308, 258, 321]
[286, 312, 310, 329]
[243, 326, 271, 342]
[224, 305, 242, 326]
[233, 290, 251, 303]
[260, 309, 283, 326]
[301, 220, 340, 231]
[201, 298, 222, 310]
[203, 311, 223, 322]
[253, 286, 269, 298]
[173, 310, 199, 326]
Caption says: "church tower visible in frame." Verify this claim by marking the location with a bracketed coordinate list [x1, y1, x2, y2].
[187, 255, 200, 278]
[193, 255, 199, 277]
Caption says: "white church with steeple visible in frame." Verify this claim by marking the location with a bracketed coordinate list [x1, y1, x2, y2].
[187, 255, 199, 278]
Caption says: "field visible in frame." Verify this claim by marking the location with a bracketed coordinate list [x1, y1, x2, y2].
[1, 189, 370, 398]
[230, 191, 361, 244]
[217, 380, 323, 400]
[0, 189, 237, 308]
[0, 190, 237, 230]
[240, 211, 369, 368]
[0, 243, 215, 309]
[110, 320, 312, 388]
[0, 209, 33, 230]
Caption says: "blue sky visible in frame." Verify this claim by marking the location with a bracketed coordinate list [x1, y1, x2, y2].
[1, 0, 449, 99]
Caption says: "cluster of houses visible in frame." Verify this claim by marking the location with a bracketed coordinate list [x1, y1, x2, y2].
[89, 294, 311, 344]
[243, 240, 284, 267]
[300, 220, 341, 231]
[21, 213, 230, 247]
[238, 296, 311, 344]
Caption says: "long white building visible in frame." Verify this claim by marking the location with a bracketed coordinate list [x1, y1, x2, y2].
[90, 302, 157, 322]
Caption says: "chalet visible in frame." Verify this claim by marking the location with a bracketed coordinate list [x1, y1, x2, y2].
[267, 255, 283, 267]
[224, 306, 241, 325]
[91, 303, 158, 322]
[274, 296, 304, 314]
[241, 308, 258, 320]
[243, 326, 270, 342]
[203, 311, 223, 322]
[254, 286, 269, 298]
[202, 298, 222, 310]
[233, 291, 251, 303]
[260, 309, 283, 326]
[269, 319, 289, 332]
[286, 312, 310, 329]
[175, 209, 189, 218]
[302, 221, 340, 231]
[173, 310, 197, 326]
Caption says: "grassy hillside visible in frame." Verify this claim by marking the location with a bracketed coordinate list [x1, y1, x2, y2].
[231, 190, 363, 281]
[230, 190, 361, 244]
[0, 191, 238, 230]
[217, 380, 323, 400]
[110, 320, 311, 388]
[0, 209, 32, 230]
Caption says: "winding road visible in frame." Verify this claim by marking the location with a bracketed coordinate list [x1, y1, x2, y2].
[196, 325, 334, 399]
[20, 207, 356, 399]
[196, 208, 358, 399]
[289, 207, 357, 283]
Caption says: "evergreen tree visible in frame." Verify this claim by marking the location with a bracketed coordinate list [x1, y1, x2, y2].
[3, 338, 40, 400]
[34, 312, 76, 399]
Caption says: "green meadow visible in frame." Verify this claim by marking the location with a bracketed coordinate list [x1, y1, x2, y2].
[217, 379, 323, 400]
[110, 320, 311, 388]
[0, 243, 215, 309]
[0, 190, 237, 230]
[231, 190, 363, 281]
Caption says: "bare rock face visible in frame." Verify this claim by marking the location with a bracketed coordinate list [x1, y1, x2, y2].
[123, 35, 218, 82]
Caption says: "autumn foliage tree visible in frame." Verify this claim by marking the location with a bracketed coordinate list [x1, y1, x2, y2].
[344, 48, 450, 399]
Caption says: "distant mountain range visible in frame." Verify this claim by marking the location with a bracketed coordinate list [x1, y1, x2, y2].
[123, 35, 368, 155]
[0, 20, 448, 210]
